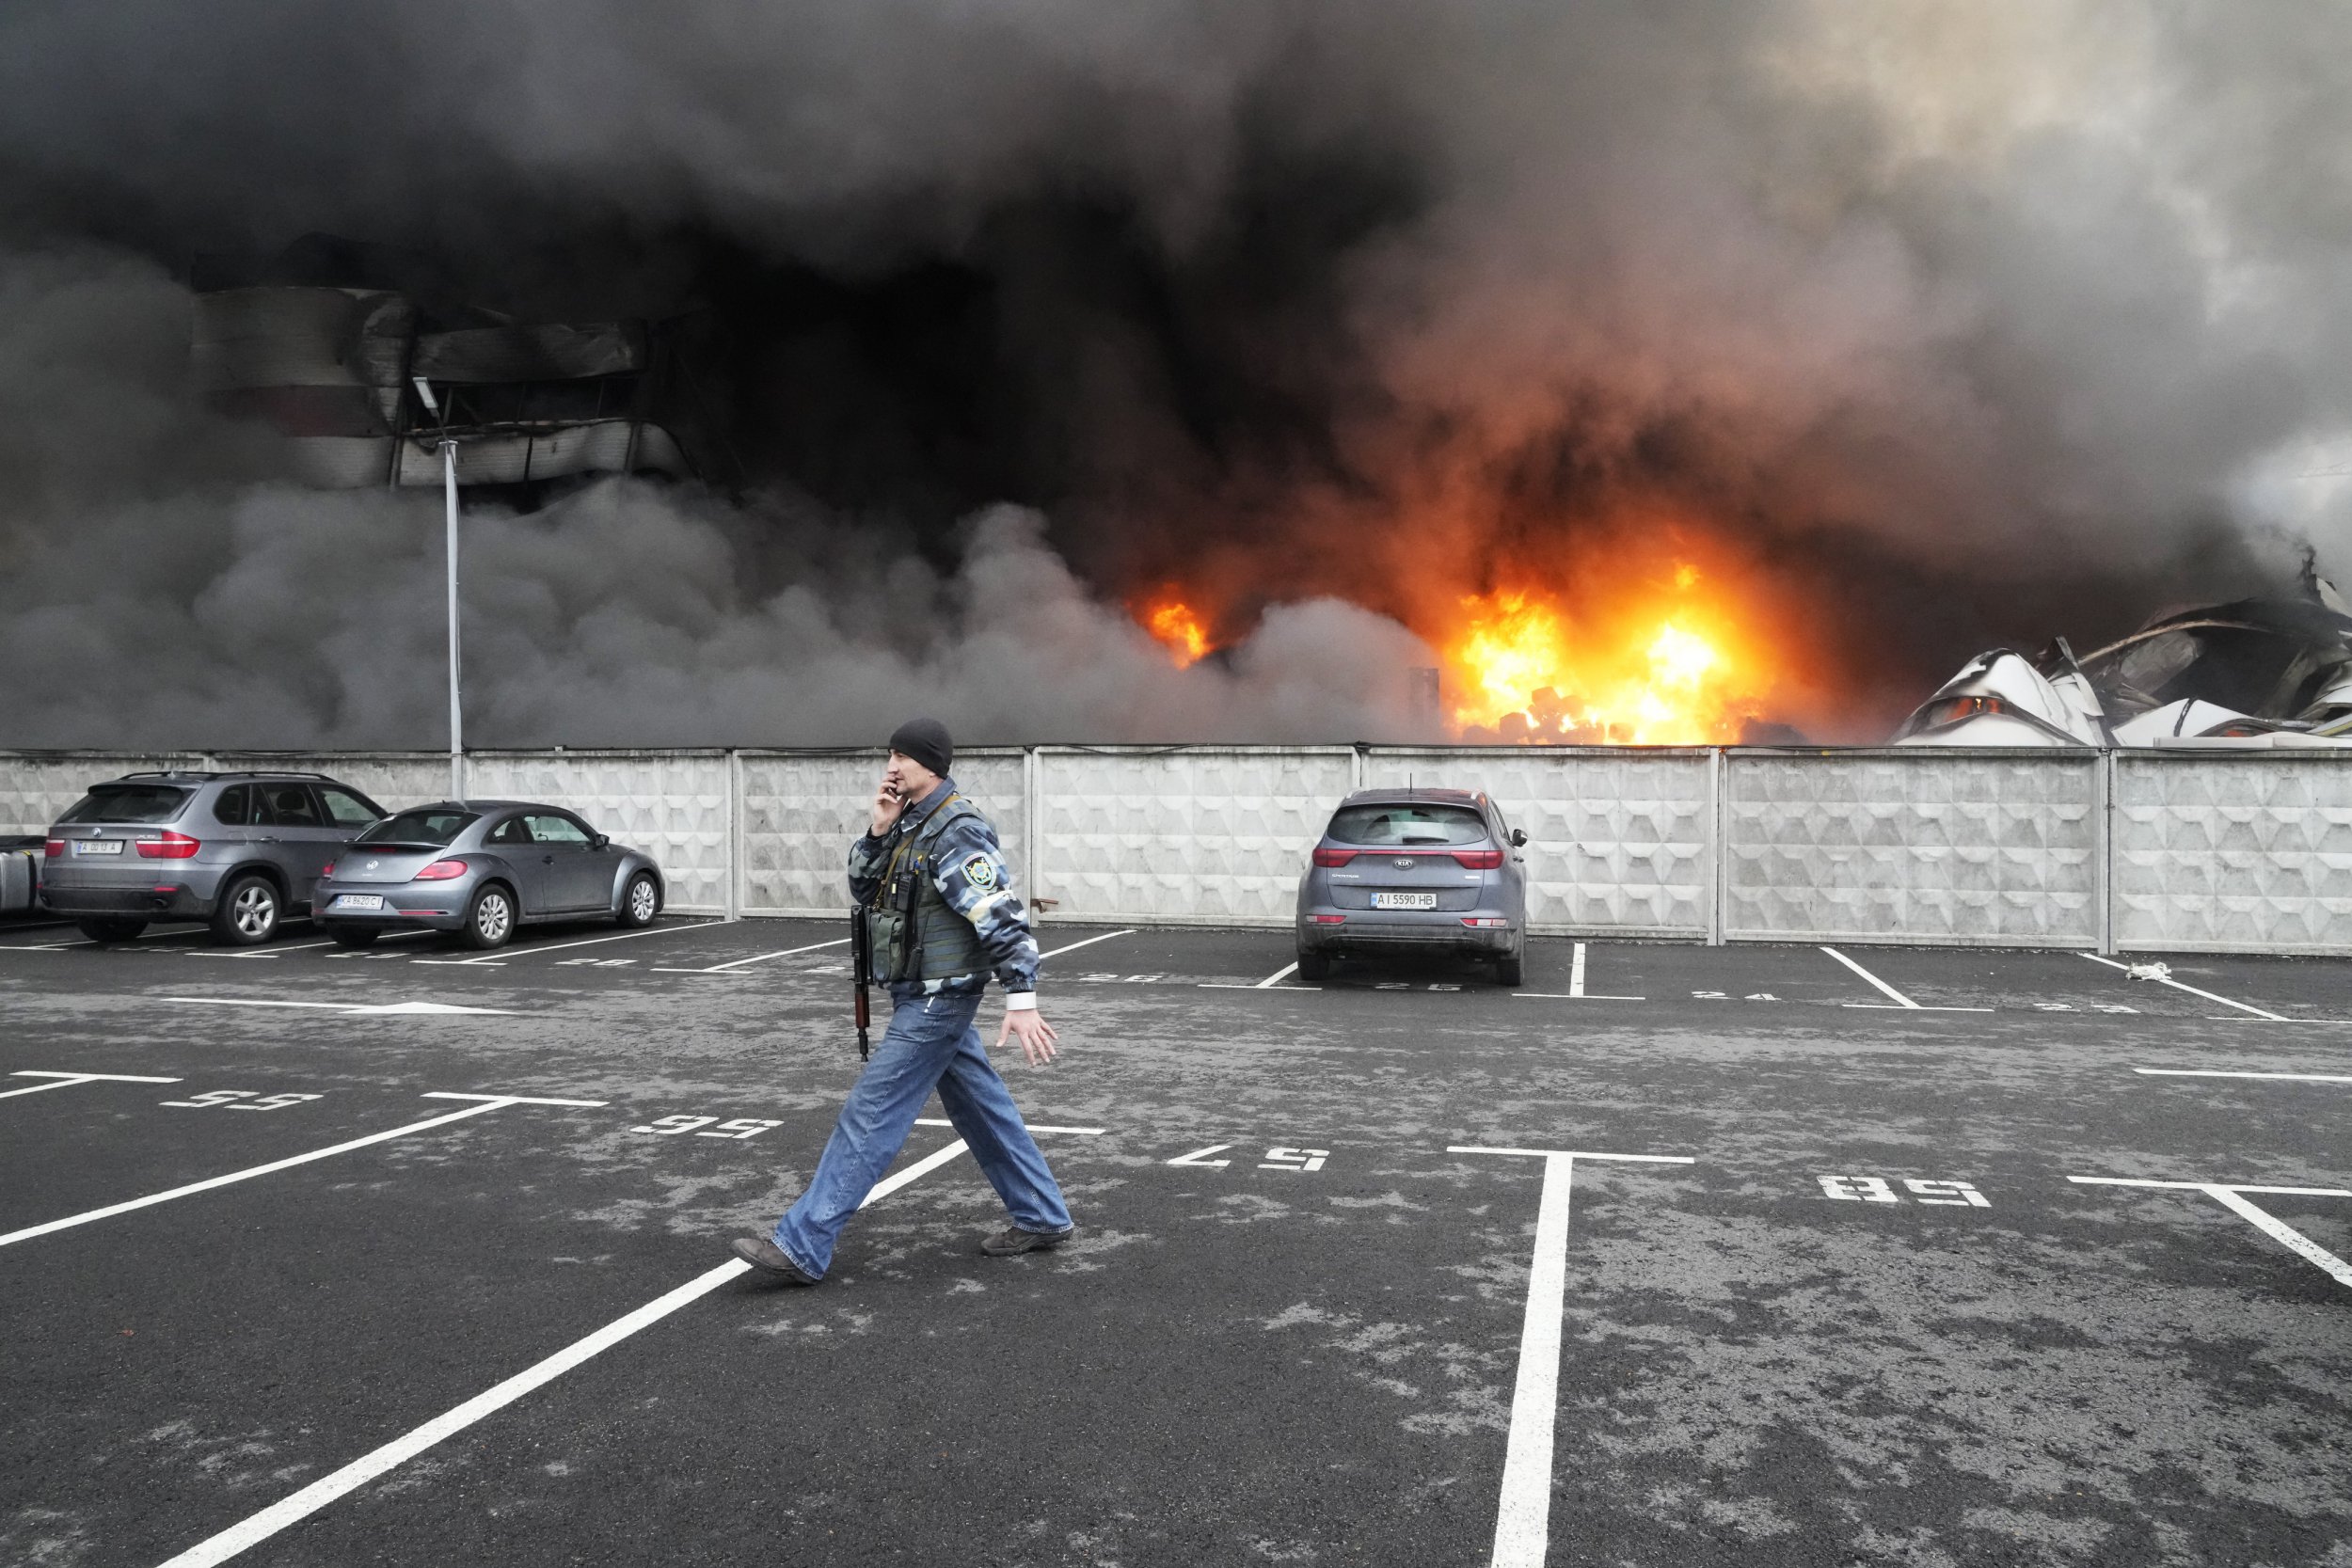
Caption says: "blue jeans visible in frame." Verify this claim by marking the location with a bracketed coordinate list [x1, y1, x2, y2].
[771, 985, 1072, 1277]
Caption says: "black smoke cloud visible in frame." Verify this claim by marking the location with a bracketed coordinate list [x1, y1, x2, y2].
[0, 2, 2345, 745]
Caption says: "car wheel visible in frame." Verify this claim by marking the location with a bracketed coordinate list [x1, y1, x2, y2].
[329, 925, 382, 949]
[1494, 949, 1524, 987]
[618, 871, 660, 928]
[1295, 949, 1330, 982]
[76, 917, 147, 943]
[211, 875, 280, 945]
[460, 884, 516, 950]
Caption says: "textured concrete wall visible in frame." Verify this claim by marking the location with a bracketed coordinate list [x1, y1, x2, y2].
[2113, 753, 2352, 954]
[1031, 747, 1356, 926]
[0, 754, 210, 837]
[739, 749, 1026, 917]
[1362, 748, 1713, 936]
[1723, 752, 2103, 946]
[6, 746, 2345, 952]
[464, 752, 734, 914]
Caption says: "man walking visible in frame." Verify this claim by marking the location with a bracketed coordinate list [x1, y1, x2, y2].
[732, 719, 1074, 1284]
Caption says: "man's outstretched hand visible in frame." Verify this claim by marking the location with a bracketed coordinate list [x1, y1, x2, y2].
[996, 1008, 1059, 1067]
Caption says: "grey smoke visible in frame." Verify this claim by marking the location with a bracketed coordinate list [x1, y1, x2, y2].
[0, 2, 2347, 744]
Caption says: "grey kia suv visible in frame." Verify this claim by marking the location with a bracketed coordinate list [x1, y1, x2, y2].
[1295, 787, 1530, 984]
[41, 771, 387, 945]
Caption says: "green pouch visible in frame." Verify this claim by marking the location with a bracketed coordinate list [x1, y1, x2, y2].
[863, 904, 913, 983]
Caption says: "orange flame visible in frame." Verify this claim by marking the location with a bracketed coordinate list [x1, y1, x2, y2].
[1443, 563, 1774, 743]
[1143, 597, 1212, 667]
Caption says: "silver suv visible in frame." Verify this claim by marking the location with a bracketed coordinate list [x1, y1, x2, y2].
[1295, 787, 1530, 984]
[41, 771, 387, 945]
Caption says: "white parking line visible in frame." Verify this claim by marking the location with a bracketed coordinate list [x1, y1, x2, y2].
[0, 1091, 603, 1248]
[3, 1070, 183, 1101]
[915, 1117, 1108, 1135]
[1820, 945, 1991, 1012]
[652, 936, 850, 974]
[2136, 1068, 2352, 1085]
[1039, 929, 1136, 960]
[438, 918, 727, 966]
[1517, 943, 1643, 1001]
[163, 997, 516, 1017]
[31, 924, 215, 953]
[2070, 1176, 2352, 1288]
[1253, 960, 1299, 989]
[153, 1126, 1088, 1568]
[2080, 953, 2289, 1021]
[1448, 1145, 1694, 1568]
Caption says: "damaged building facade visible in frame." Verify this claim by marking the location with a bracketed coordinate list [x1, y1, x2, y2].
[192, 269, 706, 491]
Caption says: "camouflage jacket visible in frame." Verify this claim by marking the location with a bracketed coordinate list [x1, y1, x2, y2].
[848, 776, 1039, 1002]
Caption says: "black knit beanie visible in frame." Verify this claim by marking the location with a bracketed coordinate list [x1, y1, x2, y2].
[887, 718, 953, 778]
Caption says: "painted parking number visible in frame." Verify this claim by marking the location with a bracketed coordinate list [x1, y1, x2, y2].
[1167, 1144, 1329, 1172]
[629, 1115, 783, 1139]
[160, 1089, 324, 1111]
[1820, 1175, 1989, 1207]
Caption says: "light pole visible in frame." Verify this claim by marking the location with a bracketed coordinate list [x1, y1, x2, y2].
[412, 377, 465, 801]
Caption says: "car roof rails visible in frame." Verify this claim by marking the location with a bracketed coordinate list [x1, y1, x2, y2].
[119, 768, 338, 783]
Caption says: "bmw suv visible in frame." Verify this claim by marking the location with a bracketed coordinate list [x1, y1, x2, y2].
[1295, 787, 1529, 984]
[41, 771, 388, 945]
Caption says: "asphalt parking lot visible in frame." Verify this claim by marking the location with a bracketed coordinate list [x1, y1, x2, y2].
[3, 914, 2347, 1567]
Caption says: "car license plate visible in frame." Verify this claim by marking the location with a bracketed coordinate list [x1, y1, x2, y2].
[333, 895, 386, 911]
[1372, 892, 1438, 910]
[72, 840, 122, 856]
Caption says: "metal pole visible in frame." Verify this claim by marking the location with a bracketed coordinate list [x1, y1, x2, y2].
[442, 437, 464, 802]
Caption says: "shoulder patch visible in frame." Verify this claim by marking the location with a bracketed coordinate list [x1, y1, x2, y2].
[961, 853, 999, 891]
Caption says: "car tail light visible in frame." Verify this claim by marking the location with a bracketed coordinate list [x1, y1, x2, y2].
[136, 832, 201, 860]
[43, 838, 63, 858]
[1453, 848, 1504, 869]
[320, 862, 333, 878]
[1311, 847, 1356, 867]
[412, 860, 469, 881]
[1462, 916, 1510, 927]
[1311, 913, 1345, 925]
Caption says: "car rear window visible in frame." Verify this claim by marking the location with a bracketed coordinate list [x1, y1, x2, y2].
[1326, 803, 1489, 847]
[59, 785, 193, 824]
[356, 810, 479, 847]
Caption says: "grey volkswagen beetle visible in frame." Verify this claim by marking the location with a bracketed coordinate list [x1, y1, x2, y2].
[312, 800, 664, 950]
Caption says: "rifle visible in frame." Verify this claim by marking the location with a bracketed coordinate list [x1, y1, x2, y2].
[850, 906, 872, 1060]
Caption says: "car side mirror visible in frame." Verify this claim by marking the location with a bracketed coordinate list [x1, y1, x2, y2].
[1510, 829, 1527, 847]
[590, 834, 611, 851]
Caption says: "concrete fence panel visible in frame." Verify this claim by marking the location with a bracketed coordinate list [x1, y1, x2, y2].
[739, 749, 1026, 917]
[1031, 747, 1356, 926]
[1724, 751, 2103, 945]
[1364, 747, 1714, 936]
[0, 753, 211, 837]
[8, 745, 2350, 954]
[2113, 752, 2352, 955]
[464, 751, 734, 913]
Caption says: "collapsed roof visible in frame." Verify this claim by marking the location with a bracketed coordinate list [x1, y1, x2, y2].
[1892, 563, 2352, 749]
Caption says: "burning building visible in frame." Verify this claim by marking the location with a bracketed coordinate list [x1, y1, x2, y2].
[1, 6, 2349, 752]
